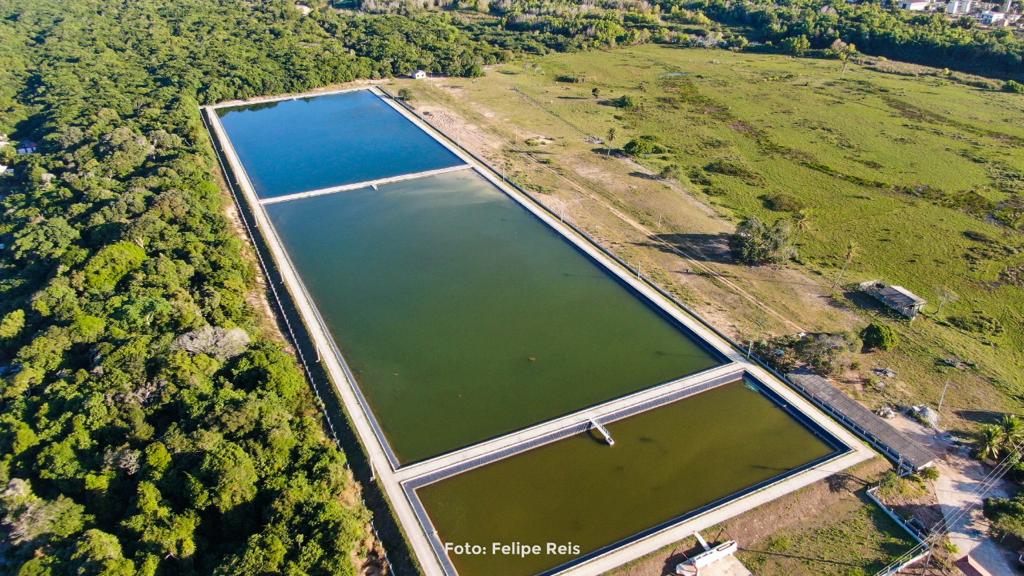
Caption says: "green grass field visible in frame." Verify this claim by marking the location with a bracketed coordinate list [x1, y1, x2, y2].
[402, 46, 1024, 421]
[737, 499, 918, 576]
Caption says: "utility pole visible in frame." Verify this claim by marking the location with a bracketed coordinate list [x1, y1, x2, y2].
[937, 375, 951, 415]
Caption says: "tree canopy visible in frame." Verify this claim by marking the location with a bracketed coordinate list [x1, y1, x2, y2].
[729, 216, 796, 266]
[0, 0, 506, 572]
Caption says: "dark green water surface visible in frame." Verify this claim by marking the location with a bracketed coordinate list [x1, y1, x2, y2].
[416, 380, 838, 576]
[265, 170, 721, 463]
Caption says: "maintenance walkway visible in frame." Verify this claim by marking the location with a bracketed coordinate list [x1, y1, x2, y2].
[786, 368, 936, 471]
[259, 164, 472, 205]
[394, 362, 744, 482]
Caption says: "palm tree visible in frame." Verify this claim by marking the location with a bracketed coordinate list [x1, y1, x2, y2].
[830, 240, 859, 293]
[792, 209, 813, 243]
[605, 127, 616, 156]
[977, 424, 1006, 461]
[935, 287, 958, 317]
[1000, 415, 1023, 450]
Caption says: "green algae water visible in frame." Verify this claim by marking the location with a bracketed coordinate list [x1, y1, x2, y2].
[416, 381, 839, 576]
[217, 91, 464, 199]
[266, 170, 721, 463]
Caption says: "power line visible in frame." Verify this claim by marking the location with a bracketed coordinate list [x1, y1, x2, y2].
[875, 442, 1020, 575]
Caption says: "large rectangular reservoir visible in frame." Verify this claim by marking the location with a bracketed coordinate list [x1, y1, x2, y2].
[412, 379, 843, 576]
[207, 88, 866, 576]
[216, 91, 723, 464]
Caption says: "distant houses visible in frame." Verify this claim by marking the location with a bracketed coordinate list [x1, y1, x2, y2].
[898, 0, 932, 10]
[859, 281, 927, 319]
[946, 0, 973, 13]
[891, 0, 1022, 27]
[979, 9, 1007, 23]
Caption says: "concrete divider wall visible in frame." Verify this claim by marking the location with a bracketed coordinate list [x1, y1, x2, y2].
[403, 368, 856, 576]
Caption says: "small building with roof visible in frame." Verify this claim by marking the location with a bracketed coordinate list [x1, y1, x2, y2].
[979, 9, 1005, 24]
[412, 70, 427, 80]
[859, 280, 927, 318]
[899, 0, 932, 10]
[946, 0, 973, 13]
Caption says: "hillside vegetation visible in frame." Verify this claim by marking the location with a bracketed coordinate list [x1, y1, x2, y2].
[363, 0, 1024, 80]
[0, 0, 510, 574]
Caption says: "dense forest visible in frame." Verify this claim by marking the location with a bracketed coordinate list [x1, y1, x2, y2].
[0, 0, 1019, 574]
[0, 0, 506, 574]
[360, 0, 1024, 78]
[685, 0, 1024, 78]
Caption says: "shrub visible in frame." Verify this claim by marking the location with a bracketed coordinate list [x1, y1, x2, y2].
[985, 493, 1024, 539]
[623, 135, 667, 156]
[704, 158, 761, 183]
[795, 332, 854, 376]
[612, 94, 640, 109]
[877, 470, 900, 495]
[1004, 80, 1024, 94]
[762, 192, 805, 212]
[949, 311, 1004, 335]
[781, 35, 810, 56]
[658, 164, 682, 180]
[752, 335, 801, 373]
[555, 74, 587, 83]
[860, 322, 899, 351]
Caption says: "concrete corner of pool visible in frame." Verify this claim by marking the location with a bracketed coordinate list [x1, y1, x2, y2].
[202, 85, 876, 576]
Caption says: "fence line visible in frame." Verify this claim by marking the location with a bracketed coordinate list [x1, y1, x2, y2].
[871, 443, 1020, 575]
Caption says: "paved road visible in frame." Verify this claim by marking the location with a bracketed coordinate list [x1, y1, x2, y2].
[888, 415, 1020, 574]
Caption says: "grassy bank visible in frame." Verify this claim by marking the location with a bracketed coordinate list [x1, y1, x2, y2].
[398, 46, 1024, 428]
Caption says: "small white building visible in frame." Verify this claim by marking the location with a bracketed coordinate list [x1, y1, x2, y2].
[899, 0, 931, 10]
[16, 141, 37, 155]
[412, 70, 427, 80]
[946, 0, 973, 13]
[979, 9, 1006, 24]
